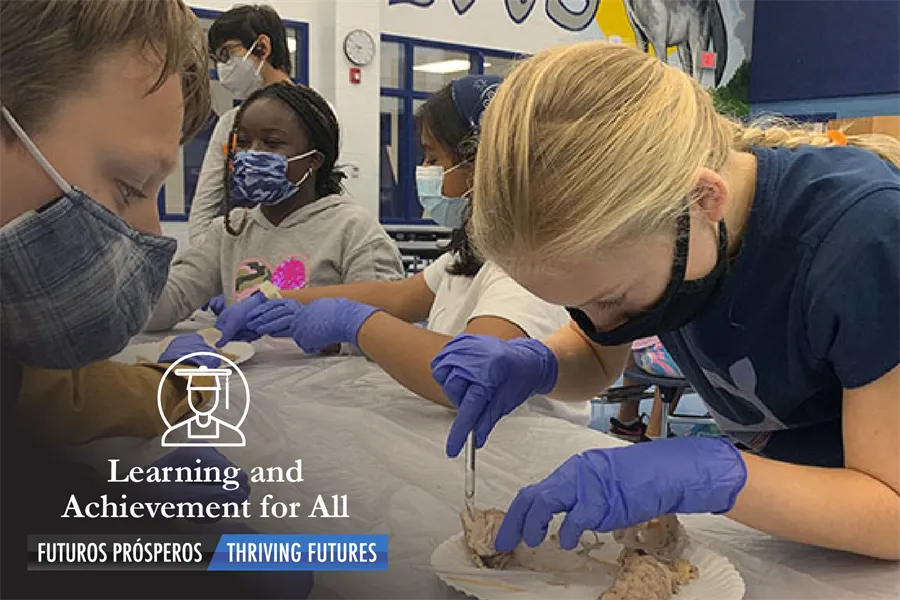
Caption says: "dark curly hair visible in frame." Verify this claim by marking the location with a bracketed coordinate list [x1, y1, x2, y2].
[222, 82, 344, 235]
[414, 84, 482, 277]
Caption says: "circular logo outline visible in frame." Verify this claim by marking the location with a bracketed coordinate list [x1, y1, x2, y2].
[156, 352, 251, 430]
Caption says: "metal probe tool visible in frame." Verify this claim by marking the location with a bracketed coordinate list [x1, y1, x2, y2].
[464, 431, 476, 515]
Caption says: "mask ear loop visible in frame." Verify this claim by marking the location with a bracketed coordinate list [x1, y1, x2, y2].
[1, 106, 72, 194]
[286, 149, 317, 163]
[290, 168, 314, 189]
[242, 39, 265, 77]
[286, 150, 318, 187]
[243, 39, 259, 62]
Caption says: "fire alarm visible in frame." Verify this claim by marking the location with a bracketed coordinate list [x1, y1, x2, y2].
[700, 52, 716, 70]
[349, 67, 362, 84]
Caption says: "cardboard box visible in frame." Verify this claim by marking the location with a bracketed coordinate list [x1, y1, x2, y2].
[827, 115, 900, 140]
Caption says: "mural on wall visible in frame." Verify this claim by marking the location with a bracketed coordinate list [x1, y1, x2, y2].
[387, 0, 752, 116]
[592, 0, 753, 116]
[388, 0, 600, 31]
[622, 0, 727, 84]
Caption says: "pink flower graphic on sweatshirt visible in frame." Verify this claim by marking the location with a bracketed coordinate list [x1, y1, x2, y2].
[233, 254, 309, 302]
[271, 257, 307, 290]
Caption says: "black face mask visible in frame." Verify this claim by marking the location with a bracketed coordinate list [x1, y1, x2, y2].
[568, 212, 729, 346]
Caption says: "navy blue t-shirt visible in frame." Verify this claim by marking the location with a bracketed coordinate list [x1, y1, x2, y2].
[661, 146, 899, 468]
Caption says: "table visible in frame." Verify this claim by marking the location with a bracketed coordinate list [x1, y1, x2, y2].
[77, 319, 900, 599]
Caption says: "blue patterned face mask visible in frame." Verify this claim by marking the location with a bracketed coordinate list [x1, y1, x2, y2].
[0, 106, 177, 369]
[416, 164, 468, 229]
[230, 149, 316, 207]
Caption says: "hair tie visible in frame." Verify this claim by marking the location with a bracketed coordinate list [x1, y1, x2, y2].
[223, 133, 238, 157]
[826, 130, 847, 146]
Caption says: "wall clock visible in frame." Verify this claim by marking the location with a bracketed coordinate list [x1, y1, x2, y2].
[344, 29, 376, 67]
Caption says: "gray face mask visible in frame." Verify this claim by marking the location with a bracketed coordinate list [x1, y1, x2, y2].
[0, 106, 177, 369]
[216, 40, 263, 99]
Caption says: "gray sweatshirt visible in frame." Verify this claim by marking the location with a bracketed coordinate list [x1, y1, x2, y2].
[147, 194, 404, 331]
[187, 107, 237, 246]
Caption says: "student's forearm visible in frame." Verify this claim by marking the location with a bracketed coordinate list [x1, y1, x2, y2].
[356, 312, 454, 408]
[283, 281, 425, 322]
[728, 453, 900, 560]
[283, 281, 392, 309]
[542, 322, 629, 402]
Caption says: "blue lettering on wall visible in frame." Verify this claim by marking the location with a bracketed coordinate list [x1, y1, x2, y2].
[452, 0, 477, 15]
[389, 0, 599, 31]
[505, 0, 537, 24]
[388, 0, 435, 6]
[545, 0, 598, 32]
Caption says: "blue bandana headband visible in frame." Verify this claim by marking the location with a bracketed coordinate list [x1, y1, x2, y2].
[450, 74, 503, 133]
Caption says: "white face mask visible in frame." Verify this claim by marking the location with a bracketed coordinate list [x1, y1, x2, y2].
[217, 40, 263, 99]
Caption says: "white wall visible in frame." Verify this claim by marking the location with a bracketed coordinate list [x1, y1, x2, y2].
[380, 0, 590, 54]
[331, 1, 381, 214]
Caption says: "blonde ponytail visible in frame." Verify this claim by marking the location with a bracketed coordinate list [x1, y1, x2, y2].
[729, 116, 900, 167]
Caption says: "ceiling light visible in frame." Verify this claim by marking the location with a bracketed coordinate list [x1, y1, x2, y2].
[413, 59, 472, 74]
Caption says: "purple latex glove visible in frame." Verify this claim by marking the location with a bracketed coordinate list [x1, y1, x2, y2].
[495, 437, 748, 552]
[431, 334, 558, 457]
[245, 298, 379, 353]
[138, 445, 250, 523]
[158, 333, 221, 368]
[215, 291, 266, 346]
[202, 294, 226, 315]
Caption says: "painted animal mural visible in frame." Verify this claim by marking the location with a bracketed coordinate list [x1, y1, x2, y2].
[623, 0, 728, 85]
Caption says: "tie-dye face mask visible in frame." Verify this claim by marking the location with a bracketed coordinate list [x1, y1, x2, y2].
[230, 149, 316, 206]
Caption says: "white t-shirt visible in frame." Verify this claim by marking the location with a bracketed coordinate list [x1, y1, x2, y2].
[423, 253, 592, 427]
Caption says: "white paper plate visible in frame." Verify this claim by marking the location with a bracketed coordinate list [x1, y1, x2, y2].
[432, 532, 745, 600]
[110, 340, 255, 366]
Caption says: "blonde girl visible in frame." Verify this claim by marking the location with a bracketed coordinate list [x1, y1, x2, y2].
[430, 41, 900, 560]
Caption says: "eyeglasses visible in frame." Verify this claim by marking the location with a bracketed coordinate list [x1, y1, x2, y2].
[210, 42, 245, 65]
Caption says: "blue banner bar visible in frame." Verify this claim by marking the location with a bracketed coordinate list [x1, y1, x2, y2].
[208, 534, 388, 571]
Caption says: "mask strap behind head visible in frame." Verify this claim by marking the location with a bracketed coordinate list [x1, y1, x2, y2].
[657, 211, 691, 301]
[1, 106, 72, 194]
[445, 163, 465, 176]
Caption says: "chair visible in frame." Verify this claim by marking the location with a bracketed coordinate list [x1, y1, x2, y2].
[597, 367, 715, 437]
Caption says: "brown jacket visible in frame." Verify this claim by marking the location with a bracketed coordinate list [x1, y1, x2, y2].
[17, 360, 205, 444]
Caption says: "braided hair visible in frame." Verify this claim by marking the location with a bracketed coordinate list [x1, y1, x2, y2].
[222, 82, 345, 235]
[414, 85, 482, 277]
